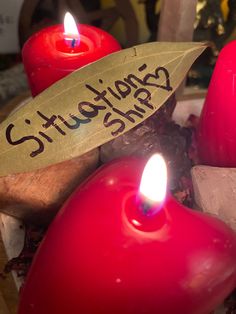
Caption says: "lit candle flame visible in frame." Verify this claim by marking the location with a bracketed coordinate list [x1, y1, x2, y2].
[139, 154, 167, 206]
[64, 12, 80, 46]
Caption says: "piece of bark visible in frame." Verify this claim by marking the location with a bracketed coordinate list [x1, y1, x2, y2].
[191, 165, 236, 231]
[0, 215, 20, 312]
[0, 149, 99, 224]
[0, 213, 24, 291]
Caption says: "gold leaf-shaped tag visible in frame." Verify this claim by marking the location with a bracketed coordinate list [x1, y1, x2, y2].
[0, 42, 206, 176]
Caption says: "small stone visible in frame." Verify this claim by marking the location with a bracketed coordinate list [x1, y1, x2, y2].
[191, 165, 236, 231]
[0, 149, 99, 224]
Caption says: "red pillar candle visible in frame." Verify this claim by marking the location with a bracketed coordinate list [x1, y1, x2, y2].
[18, 155, 236, 314]
[22, 12, 121, 97]
[197, 40, 236, 167]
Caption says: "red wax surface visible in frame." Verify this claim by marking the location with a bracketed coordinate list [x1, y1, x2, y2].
[18, 157, 236, 314]
[22, 24, 121, 96]
[197, 40, 236, 167]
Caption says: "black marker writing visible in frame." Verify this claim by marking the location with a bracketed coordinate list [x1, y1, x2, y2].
[6, 123, 44, 158]
[5, 63, 173, 158]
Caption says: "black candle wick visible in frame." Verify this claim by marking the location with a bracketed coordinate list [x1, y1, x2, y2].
[71, 38, 76, 48]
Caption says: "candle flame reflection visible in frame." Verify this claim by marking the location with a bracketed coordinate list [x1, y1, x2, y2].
[139, 154, 167, 207]
[64, 12, 80, 46]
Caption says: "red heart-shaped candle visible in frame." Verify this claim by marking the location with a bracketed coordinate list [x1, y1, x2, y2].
[18, 156, 236, 314]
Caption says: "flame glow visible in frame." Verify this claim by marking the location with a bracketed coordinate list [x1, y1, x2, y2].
[139, 154, 167, 204]
[64, 12, 80, 42]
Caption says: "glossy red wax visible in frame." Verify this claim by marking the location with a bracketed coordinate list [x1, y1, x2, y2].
[22, 24, 121, 96]
[197, 40, 236, 167]
[18, 157, 236, 314]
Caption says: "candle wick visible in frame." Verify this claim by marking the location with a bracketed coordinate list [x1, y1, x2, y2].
[139, 201, 154, 216]
[71, 38, 76, 48]
[139, 198, 163, 217]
